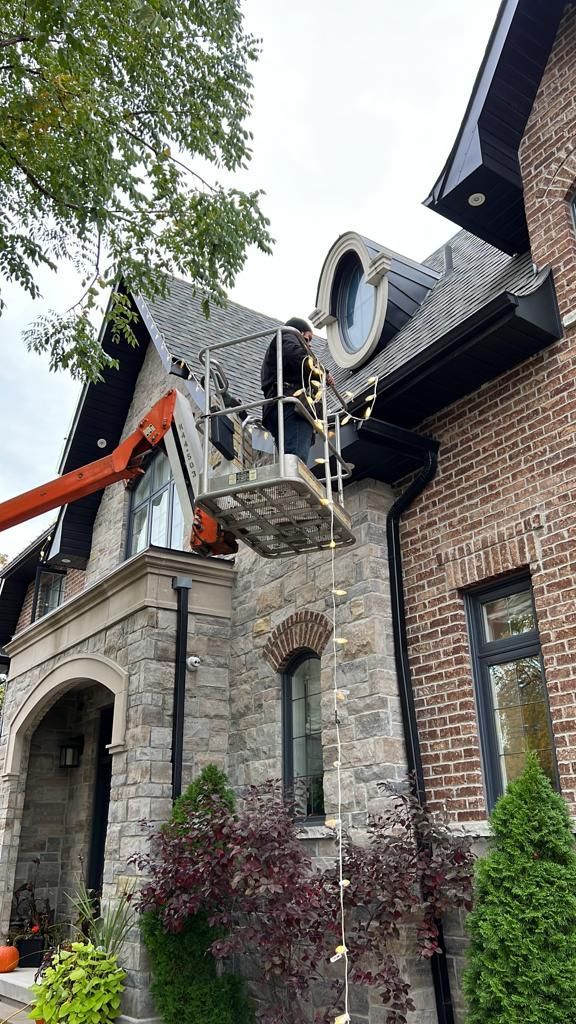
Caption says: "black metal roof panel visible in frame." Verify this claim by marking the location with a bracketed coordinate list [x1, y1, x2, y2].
[424, 0, 566, 254]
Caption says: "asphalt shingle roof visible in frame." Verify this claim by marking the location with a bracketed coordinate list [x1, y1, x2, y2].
[142, 229, 546, 406]
[331, 230, 547, 393]
[143, 284, 283, 405]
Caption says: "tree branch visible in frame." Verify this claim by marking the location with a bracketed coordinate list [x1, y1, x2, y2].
[0, 140, 86, 212]
[0, 34, 32, 48]
[124, 126, 217, 194]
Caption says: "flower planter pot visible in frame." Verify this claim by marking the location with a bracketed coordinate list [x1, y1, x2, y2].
[15, 936, 45, 968]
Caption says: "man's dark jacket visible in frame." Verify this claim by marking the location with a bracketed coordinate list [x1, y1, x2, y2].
[260, 328, 310, 400]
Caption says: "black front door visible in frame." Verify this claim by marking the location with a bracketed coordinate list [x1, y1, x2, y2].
[87, 706, 113, 892]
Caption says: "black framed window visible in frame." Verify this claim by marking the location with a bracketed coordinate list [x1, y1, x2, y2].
[127, 450, 185, 556]
[571, 193, 576, 233]
[466, 575, 557, 807]
[32, 568, 65, 621]
[282, 652, 324, 819]
[336, 255, 376, 354]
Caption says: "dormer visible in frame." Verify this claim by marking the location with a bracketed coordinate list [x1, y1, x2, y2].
[311, 231, 440, 369]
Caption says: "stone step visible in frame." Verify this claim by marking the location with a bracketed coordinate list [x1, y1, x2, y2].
[0, 995, 34, 1024]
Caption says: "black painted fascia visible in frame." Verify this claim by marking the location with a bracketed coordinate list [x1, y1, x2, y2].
[367, 270, 561, 427]
[424, 0, 566, 254]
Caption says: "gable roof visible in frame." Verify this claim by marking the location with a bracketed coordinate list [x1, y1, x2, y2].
[141, 280, 282, 404]
[424, 0, 567, 254]
[142, 232, 559, 431]
[0, 527, 53, 655]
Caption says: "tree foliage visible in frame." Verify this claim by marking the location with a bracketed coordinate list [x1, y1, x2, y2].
[0, 0, 272, 380]
[464, 751, 576, 1024]
[136, 781, 474, 1024]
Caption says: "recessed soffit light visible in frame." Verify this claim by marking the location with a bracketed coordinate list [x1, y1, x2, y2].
[468, 192, 486, 207]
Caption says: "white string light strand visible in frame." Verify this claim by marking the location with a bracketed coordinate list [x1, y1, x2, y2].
[320, 362, 351, 1024]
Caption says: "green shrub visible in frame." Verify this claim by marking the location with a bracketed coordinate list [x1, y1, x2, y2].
[141, 765, 253, 1024]
[170, 763, 235, 829]
[141, 910, 252, 1024]
[464, 751, 576, 1023]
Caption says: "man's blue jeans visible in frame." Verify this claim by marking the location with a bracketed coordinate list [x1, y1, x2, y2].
[263, 402, 314, 464]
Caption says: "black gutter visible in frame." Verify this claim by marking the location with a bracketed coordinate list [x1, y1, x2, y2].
[386, 443, 455, 1024]
[171, 575, 192, 800]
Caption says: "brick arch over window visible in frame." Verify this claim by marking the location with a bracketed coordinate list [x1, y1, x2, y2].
[263, 611, 332, 672]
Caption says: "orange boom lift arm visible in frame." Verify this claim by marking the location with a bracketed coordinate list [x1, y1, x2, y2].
[0, 390, 237, 557]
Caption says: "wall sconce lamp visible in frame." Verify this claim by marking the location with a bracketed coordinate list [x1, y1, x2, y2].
[59, 737, 84, 768]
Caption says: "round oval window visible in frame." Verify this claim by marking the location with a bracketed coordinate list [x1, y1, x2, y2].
[338, 259, 376, 353]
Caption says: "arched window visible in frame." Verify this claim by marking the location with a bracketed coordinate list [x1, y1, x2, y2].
[282, 652, 324, 819]
[127, 450, 185, 556]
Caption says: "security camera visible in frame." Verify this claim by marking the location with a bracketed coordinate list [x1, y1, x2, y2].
[186, 655, 202, 670]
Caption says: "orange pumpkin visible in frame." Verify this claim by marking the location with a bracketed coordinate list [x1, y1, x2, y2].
[0, 944, 19, 972]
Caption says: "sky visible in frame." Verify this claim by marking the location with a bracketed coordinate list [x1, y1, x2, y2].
[0, 0, 502, 560]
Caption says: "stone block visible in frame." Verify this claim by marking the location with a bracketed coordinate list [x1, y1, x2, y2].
[354, 710, 392, 739]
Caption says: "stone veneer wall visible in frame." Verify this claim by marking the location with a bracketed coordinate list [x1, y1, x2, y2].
[85, 342, 190, 587]
[228, 478, 405, 818]
[228, 478, 442, 1023]
[2, 551, 233, 1021]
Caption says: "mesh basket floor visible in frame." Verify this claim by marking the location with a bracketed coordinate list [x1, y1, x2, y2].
[197, 457, 355, 558]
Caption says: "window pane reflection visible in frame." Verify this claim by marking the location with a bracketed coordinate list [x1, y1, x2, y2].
[489, 657, 555, 788]
[482, 590, 535, 642]
[128, 452, 185, 556]
[287, 656, 324, 818]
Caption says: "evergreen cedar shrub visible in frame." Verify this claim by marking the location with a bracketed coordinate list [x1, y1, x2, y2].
[140, 764, 253, 1024]
[136, 780, 474, 1024]
[464, 751, 576, 1024]
[140, 911, 253, 1024]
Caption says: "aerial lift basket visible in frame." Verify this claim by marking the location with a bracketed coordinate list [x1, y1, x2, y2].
[194, 327, 356, 559]
[197, 455, 355, 560]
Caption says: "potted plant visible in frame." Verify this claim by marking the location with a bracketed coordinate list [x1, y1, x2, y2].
[11, 860, 53, 968]
[13, 923, 46, 969]
[28, 941, 125, 1024]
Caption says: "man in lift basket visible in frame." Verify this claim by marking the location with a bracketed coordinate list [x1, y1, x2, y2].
[260, 316, 330, 465]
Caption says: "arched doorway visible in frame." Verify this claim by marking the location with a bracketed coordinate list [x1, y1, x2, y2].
[2, 656, 127, 937]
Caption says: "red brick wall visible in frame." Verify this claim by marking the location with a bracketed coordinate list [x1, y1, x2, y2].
[63, 569, 85, 602]
[263, 611, 333, 671]
[15, 581, 35, 635]
[400, 5, 576, 819]
[13, 569, 85, 637]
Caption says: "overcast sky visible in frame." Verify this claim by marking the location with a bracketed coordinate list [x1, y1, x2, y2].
[0, 0, 502, 560]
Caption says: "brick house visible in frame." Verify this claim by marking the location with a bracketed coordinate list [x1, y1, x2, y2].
[1, 1, 576, 1021]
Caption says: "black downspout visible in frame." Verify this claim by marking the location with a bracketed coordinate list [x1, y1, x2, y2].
[171, 575, 192, 801]
[386, 447, 456, 1024]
